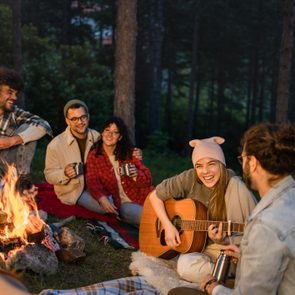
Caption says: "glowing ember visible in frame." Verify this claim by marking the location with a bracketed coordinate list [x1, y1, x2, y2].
[0, 165, 44, 244]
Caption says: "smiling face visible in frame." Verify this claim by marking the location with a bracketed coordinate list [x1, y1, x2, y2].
[0, 85, 18, 114]
[65, 106, 89, 138]
[102, 123, 121, 148]
[194, 157, 221, 188]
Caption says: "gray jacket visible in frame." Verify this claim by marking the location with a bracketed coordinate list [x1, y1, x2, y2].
[214, 176, 295, 295]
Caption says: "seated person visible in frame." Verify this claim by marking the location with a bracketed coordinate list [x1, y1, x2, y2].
[0, 67, 52, 178]
[44, 100, 99, 208]
[149, 137, 257, 284]
[44, 100, 142, 214]
[86, 116, 154, 227]
[169, 122, 295, 295]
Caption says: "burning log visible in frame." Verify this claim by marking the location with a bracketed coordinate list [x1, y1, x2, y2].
[0, 211, 8, 224]
[0, 237, 22, 252]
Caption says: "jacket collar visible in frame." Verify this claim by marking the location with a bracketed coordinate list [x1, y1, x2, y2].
[65, 126, 91, 145]
[249, 175, 295, 221]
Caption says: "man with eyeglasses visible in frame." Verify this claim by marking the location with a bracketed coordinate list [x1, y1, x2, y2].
[44, 99, 142, 212]
[44, 99, 101, 209]
[0, 67, 52, 185]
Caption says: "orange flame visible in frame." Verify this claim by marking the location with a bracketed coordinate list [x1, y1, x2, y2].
[0, 165, 44, 244]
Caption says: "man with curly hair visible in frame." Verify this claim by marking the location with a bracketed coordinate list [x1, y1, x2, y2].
[170, 122, 295, 295]
[0, 67, 52, 180]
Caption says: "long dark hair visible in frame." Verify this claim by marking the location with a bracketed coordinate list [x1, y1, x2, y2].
[95, 116, 134, 161]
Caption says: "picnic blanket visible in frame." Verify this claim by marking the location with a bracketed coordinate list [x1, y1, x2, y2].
[35, 183, 139, 249]
[39, 276, 159, 295]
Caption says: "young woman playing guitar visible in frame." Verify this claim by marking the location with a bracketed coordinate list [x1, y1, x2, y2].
[147, 137, 256, 284]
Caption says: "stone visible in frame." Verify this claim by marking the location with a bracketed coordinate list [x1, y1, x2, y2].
[6, 244, 58, 275]
[57, 227, 86, 262]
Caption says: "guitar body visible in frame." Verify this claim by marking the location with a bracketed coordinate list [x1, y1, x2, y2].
[139, 196, 207, 259]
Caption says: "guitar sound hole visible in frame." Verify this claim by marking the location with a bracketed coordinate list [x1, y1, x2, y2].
[160, 230, 166, 246]
[172, 215, 183, 234]
[160, 216, 183, 246]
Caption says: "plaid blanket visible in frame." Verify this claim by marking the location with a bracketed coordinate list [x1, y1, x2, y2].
[39, 276, 159, 295]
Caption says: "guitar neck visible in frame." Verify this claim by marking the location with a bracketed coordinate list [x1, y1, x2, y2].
[178, 220, 244, 233]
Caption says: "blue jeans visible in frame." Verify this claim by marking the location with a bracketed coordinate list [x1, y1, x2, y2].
[77, 191, 143, 227]
[0, 124, 37, 175]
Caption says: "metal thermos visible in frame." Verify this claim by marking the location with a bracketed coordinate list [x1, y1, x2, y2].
[212, 250, 231, 284]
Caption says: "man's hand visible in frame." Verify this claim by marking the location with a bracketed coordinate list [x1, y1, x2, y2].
[22, 184, 38, 203]
[132, 148, 142, 161]
[222, 244, 240, 264]
[200, 274, 219, 295]
[0, 135, 23, 149]
[98, 196, 118, 215]
[64, 163, 78, 179]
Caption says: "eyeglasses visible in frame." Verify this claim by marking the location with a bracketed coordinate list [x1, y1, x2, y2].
[237, 155, 248, 165]
[67, 114, 89, 123]
[103, 130, 120, 136]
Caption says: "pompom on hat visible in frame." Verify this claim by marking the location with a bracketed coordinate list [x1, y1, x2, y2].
[189, 136, 226, 166]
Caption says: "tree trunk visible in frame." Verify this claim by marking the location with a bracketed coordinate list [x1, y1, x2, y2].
[148, 0, 163, 133]
[184, 13, 199, 155]
[208, 69, 215, 132]
[276, 0, 295, 123]
[192, 72, 201, 136]
[62, 0, 72, 44]
[250, 46, 259, 125]
[114, 0, 137, 143]
[12, 0, 24, 107]
[164, 68, 172, 132]
[258, 57, 265, 121]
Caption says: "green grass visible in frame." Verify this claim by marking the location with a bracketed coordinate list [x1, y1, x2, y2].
[23, 218, 134, 293]
[24, 145, 191, 294]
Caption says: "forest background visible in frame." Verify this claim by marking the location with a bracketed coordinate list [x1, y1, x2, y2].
[0, 0, 295, 293]
[1, 0, 295, 176]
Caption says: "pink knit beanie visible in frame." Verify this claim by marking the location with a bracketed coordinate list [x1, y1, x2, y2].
[189, 136, 226, 166]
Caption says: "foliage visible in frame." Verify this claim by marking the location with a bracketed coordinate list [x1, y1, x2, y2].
[0, 4, 13, 66]
[1, 0, 294, 153]
[22, 25, 113, 134]
[146, 131, 170, 153]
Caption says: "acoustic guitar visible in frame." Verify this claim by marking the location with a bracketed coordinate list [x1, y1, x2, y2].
[139, 196, 244, 259]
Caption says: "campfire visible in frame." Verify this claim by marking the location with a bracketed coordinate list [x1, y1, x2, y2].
[0, 165, 44, 248]
[0, 165, 58, 274]
[0, 164, 86, 275]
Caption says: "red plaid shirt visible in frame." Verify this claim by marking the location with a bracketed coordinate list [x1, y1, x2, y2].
[86, 149, 154, 208]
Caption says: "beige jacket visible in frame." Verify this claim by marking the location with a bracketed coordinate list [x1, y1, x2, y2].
[44, 127, 100, 205]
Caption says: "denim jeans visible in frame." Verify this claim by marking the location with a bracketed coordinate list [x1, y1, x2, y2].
[0, 124, 37, 175]
[77, 191, 143, 227]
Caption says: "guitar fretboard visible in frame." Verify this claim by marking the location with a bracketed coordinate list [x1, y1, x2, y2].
[175, 220, 244, 233]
